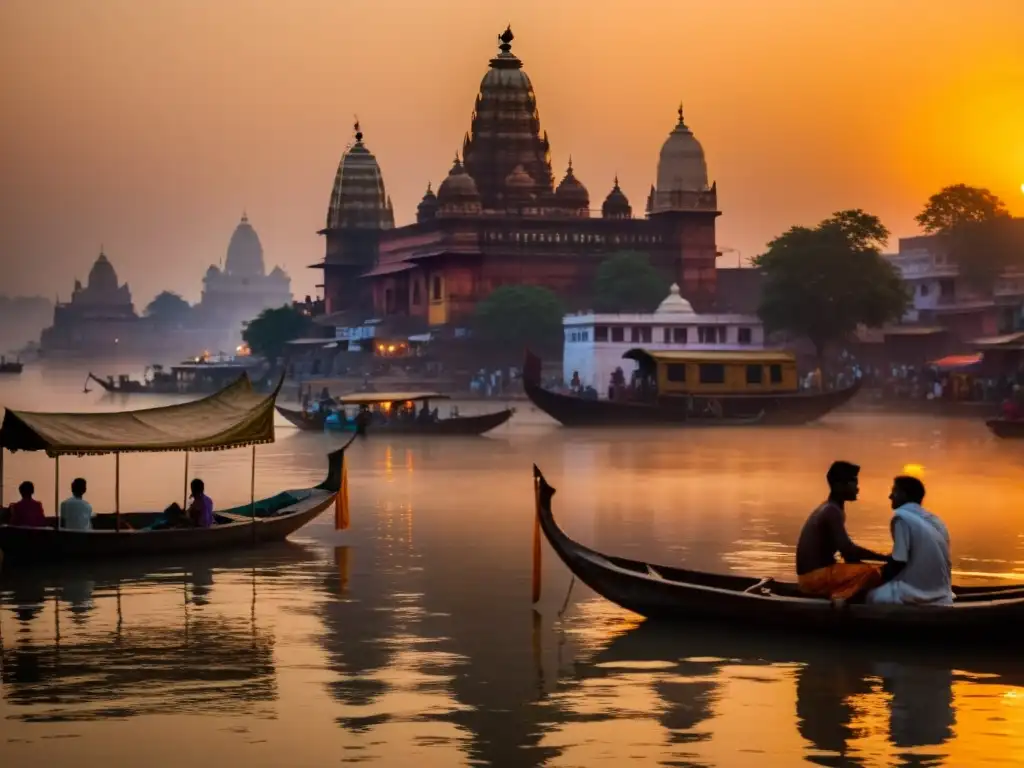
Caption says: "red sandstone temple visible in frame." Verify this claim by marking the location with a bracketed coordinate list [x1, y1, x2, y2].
[311, 27, 721, 332]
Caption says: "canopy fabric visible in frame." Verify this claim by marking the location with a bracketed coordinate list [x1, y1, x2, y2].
[928, 354, 982, 371]
[0, 374, 280, 457]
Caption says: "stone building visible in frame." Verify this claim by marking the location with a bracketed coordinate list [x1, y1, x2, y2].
[312, 26, 721, 334]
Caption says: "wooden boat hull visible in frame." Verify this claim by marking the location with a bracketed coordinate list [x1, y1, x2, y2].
[91, 372, 271, 396]
[276, 405, 328, 431]
[986, 418, 1024, 439]
[533, 466, 1024, 638]
[278, 404, 515, 436]
[523, 354, 860, 427]
[0, 448, 345, 565]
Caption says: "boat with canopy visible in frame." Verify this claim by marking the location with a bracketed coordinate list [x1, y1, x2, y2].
[0, 375, 352, 564]
[276, 391, 515, 436]
[529, 465, 1024, 638]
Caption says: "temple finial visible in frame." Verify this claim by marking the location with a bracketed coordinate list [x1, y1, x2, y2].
[567, 155, 573, 173]
[677, 102, 684, 124]
[353, 115, 362, 142]
[241, 208, 248, 223]
[498, 25, 514, 53]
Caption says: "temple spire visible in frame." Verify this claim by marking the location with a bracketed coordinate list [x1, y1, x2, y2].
[353, 116, 363, 142]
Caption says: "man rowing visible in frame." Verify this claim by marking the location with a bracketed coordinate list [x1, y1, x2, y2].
[866, 475, 954, 605]
[796, 461, 888, 600]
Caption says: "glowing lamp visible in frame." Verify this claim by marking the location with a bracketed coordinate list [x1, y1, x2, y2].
[902, 463, 925, 478]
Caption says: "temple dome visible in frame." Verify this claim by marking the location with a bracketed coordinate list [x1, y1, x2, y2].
[655, 106, 709, 195]
[87, 250, 119, 293]
[505, 164, 535, 191]
[417, 182, 439, 223]
[326, 122, 395, 231]
[462, 27, 554, 209]
[555, 158, 589, 210]
[654, 283, 696, 315]
[225, 213, 265, 278]
[437, 156, 482, 215]
[601, 177, 632, 219]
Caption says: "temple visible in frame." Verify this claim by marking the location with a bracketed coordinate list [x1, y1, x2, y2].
[313, 26, 720, 334]
[40, 249, 145, 355]
[194, 213, 292, 346]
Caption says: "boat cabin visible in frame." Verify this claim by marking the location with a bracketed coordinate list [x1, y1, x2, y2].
[624, 349, 799, 396]
[324, 391, 456, 428]
[169, 361, 254, 392]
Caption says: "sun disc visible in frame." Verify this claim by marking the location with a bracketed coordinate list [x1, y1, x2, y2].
[902, 463, 925, 477]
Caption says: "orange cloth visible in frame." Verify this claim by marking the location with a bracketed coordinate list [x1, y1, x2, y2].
[798, 563, 883, 600]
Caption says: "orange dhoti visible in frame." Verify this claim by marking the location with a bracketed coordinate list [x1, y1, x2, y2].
[797, 563, 883, 600]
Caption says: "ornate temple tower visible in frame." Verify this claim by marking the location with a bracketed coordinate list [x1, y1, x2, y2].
[648, 105, 720, 304]
[319, 121, 394, 315]
[461, 27, 554, 211]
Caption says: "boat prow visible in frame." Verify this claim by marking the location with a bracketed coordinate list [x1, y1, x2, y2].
[532, 465, 1024, 639]
[276, 404, 328, 430]
[986, 418, 1024, 439]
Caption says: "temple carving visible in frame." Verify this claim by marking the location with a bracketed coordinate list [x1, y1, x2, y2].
[313, 26, 720, 331]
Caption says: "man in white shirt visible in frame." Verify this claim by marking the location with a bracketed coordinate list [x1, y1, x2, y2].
[867, 475, 954, 606]
[60, 477, 94, 531]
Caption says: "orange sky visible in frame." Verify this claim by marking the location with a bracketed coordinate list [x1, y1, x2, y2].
[1, 0, 1022, 307]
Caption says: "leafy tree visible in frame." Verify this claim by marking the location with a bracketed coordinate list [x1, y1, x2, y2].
[144, 291, 192, 326]
[242, 305, 313, 362]
[752, 209, 908, 365]
[592, 251, 668, 313]
[472, 285, 564, 363]
[915, 184, 1018, 291]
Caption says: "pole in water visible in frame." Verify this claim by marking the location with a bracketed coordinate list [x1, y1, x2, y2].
[183, 451, 189, 507]
[532, 476, 542, 604]
[250, 443, 257, 543]
[0, 447, 5, 508]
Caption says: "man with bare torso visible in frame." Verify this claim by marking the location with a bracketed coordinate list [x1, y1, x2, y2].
[796, 461, 888, 600]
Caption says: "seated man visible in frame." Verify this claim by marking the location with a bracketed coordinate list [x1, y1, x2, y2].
[867, 476, 954, 605]
[187, 478, 215, 528]
[6, 481, 47, 527]
[60, 478, 94, 531]
[796, 461, 888, 600]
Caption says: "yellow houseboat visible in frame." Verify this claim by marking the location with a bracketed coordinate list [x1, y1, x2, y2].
[522, 349, 860, 427]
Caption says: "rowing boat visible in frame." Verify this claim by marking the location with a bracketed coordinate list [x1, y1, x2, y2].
[277, 391, 514, 436]
[531, 465, 1024, 637]
[0, 375, 352, 565]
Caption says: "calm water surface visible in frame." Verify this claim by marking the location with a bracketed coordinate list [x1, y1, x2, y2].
[3, 363, 1024, 766]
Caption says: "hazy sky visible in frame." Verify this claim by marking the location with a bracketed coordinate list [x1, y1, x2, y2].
[2, 0, 1022, 308]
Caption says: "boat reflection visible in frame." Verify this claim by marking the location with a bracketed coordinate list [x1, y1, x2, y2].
[0, 544, 319, 722]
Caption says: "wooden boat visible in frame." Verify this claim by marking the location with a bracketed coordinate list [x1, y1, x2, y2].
[523, 350, 861, 427]
[278, 391, 515, 436]
[0, 375, 352, 565]
[985, 418, 1024, 439]
[0, 357, 23, 375]
[89, 358, 269, 396]
[531, 465, 1024, 637]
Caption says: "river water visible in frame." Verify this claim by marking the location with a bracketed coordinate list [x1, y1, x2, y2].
[3, 363, 1024, 767]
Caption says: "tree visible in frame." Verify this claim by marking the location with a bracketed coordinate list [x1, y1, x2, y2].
[472, 285, 564, 363]
[242, 305, 313, 362]
[144, 291, 192, 326]
[915, 184, 1018, 291]
[592, 251, 668, 313]
[752, 209, 908, 364]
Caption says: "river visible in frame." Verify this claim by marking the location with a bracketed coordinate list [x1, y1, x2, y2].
[2, 362, 1024, 767]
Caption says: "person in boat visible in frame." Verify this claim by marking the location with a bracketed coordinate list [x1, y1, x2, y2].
[417, 402, 433, 424]
[354, 405, 372, 436]
[866, 476, 954, 606]
[4, 481, 47, 528]
[60, 478, 94, 531]
[187, 479, 215, 528]
[796, 461, 888, 600]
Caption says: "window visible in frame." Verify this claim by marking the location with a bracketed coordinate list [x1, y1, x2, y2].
[698, 326, 717, 344]
[746, 365, 763, 384]
[594, 325, 609, 342]
[769, 364, 783, 384]
[738, 327, 752, 345]
[666, 363, 686, 382]
[431, 276, 442, 301]
[919, 283, 929, 297]
[639, 326, 652, 343]
[673, 327, 688, 344]
[663, 328, 672, 344]
[630, 327, 641, 343]
[611, 327, 624, 342]
[412, 281, 422, 305]
[699, 364, 726, 384]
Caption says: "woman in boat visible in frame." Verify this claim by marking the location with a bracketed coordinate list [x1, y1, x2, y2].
[795, 461, 889, 600]
[4, 481, 47, 528]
